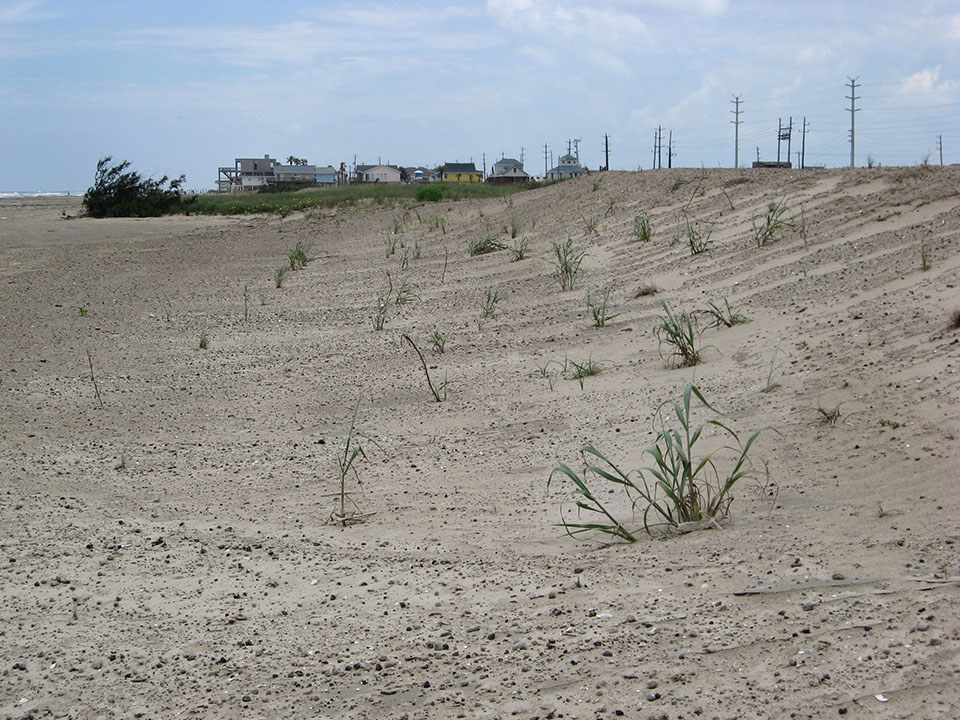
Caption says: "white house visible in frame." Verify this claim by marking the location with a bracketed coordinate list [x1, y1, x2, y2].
[356, 164, 403, 183]
[546, 154, 586, 181]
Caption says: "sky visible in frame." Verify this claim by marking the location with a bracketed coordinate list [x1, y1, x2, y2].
[1, 0, 958, 191]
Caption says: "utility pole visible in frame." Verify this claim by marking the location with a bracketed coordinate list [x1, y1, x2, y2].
[846, 76, 860, 167]
[657, 125, 663, 169]
[801, 117, 808, 169]
[668, 130, 674, 168]
[603, 134, 610, 171]
[787, 117, 792, 165]
[652, 130, 658, 169]
[482, 152, 486, 180]
[777, 117, 792, 164]
[573, 138, 581, 163]
[543, 144, 549, 178]
[520, 146, 525, 168]
[937, 135, 943, 166]
[730, 95, 742, 168]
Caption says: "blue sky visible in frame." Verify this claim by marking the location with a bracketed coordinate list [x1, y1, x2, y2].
[2, 0, 958, 191]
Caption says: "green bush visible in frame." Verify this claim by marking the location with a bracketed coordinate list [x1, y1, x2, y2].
[83, 156, 192, 217]
[416, 184, 446, 202]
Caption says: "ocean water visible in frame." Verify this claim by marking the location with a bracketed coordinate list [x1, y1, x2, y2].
[0, 191, 79, 198]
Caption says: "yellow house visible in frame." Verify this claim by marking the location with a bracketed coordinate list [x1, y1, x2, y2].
[441, 162, 482, 183]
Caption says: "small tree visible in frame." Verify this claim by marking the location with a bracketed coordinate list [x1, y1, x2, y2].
[82, 156, 189, 218]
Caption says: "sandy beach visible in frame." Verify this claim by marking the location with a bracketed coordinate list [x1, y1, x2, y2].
[1, 167, 958, 719]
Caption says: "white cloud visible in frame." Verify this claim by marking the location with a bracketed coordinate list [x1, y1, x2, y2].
[0, 0, 54, 25]
[949, 14, 960, 41]
[488, 1, 649, 40]
[900, 66, 957, 101]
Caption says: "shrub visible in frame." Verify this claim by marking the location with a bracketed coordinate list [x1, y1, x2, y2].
[416, 184, 445, 202]
[548, 385, 772, 539]
[83, 156, 191, 218]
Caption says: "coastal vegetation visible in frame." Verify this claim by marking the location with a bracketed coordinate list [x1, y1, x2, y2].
[82, 156, 193, 218]
[190, 182, 527, 216]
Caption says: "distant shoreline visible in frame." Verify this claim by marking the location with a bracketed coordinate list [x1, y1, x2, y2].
[0, 191, 82, 199]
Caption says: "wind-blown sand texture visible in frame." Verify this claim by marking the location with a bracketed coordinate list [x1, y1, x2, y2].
[1, 167, 958, 719]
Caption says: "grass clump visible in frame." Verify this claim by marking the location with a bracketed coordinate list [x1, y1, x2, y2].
[393, 278, 419, 305]
[654, 301, 711, 367]
[429, 326, 447, 354]
[480, 287, 503, 319]
[468, 233, 507, 256]
[548, 385, 772, 539]
[288, 240, 311, 270]
[508, 237, 529, 261]
[949, 307, 960, 330]
[687, 220, 713, 255]
[702, 298, 750, 329]
[551, 235, 586, 291]
[586, 287, 619, 328]
[274, 265, 287, 288]
[633, 213, 652, 242]
[329, 400, 382, 525]
[371, 294, 390, 330]
[567, 356, 601, 389]
[752, 197, 792, 247]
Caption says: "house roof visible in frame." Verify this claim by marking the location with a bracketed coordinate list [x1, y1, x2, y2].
[491, 165, 530, 177]
[357, 164, 401, 173]
[444, 163, 479, 173]
[495, 158, 522, 167]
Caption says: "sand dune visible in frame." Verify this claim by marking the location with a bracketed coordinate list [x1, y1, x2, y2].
[1, 167, 958, 719]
